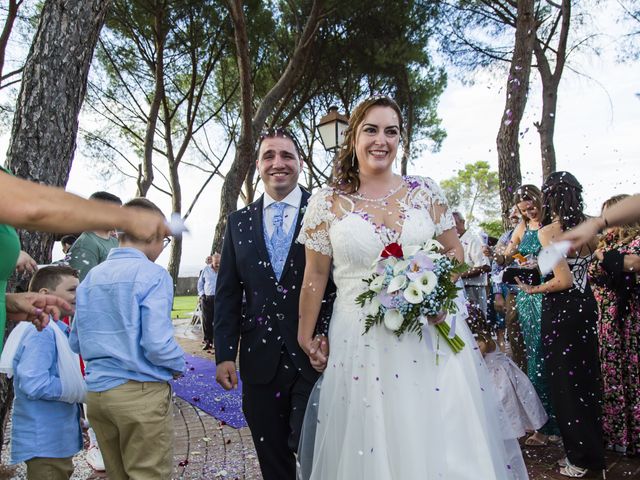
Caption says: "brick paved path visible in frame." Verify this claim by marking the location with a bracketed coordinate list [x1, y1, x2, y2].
[172, 319, 640, 480]
[167, 321, 262, 480]
[3, 318, 639, 479]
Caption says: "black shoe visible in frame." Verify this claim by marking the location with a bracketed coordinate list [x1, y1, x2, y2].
[202, 342, 212, 351]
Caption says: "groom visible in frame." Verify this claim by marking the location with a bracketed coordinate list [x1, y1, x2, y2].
[214, 128, 334, 480]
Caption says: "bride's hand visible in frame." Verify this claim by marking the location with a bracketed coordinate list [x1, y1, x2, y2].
[426, 311, 446, 325]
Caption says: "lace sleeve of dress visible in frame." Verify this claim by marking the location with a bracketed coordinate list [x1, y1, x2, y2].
[411, 176, 455, 236]
[297, 188, 334, 257]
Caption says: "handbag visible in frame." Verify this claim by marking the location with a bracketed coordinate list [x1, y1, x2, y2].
[501, 267, 541, 286]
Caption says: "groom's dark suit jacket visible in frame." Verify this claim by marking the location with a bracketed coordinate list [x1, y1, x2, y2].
[214, 190, 335, 385]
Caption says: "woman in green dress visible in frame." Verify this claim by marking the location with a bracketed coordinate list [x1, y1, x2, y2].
[494, 184, 560, 446]
[0, 221, 21, 350]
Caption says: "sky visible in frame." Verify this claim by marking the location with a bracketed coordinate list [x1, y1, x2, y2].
[1, 2, 639, 276]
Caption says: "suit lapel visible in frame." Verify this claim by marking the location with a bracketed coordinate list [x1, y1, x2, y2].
[251, 196, 272, 269]
[279, 189, 310, 283]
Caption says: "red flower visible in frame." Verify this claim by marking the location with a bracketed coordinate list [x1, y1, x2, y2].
[381, 242, 403, 259]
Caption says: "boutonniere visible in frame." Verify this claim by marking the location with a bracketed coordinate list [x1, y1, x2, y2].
[300, 205, 307, 215]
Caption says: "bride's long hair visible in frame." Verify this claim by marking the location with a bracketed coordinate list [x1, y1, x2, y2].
[330, 95, 405, 194]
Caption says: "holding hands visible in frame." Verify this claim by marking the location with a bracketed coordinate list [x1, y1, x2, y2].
[304, 334, 330, 373]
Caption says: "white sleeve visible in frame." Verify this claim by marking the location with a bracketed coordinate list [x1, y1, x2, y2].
[297, 188, 335, 257]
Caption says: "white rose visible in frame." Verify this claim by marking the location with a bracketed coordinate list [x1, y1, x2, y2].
[416, 270, 438, 295]
[403, 282, 424, 304]
[383, 309, 404, 331]
[369, 275, 385, 293]
[393, 260, 411, 276]
[387, 275, 408, 293]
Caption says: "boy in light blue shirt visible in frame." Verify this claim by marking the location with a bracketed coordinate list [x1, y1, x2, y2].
[5, 265, 83, 480]
[69, 197, 185, 480]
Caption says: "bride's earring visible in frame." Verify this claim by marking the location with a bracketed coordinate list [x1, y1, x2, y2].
[351, 151, 355, 168]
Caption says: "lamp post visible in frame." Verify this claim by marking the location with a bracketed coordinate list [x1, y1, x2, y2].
[316, 106, 349, 151]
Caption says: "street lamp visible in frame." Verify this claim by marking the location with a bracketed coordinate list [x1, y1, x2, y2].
[316, 106, 349, 151]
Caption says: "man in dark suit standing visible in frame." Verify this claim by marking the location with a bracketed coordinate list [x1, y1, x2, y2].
[214, 128, 333, 480]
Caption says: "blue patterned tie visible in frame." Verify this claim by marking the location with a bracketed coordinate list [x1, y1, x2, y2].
[270, 202, 288, 279]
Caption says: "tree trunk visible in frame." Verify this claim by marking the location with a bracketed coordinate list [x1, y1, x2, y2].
[167, 161, 182, 284]
[5, 0, 111, 264]
[0, 0, 23, 87]
[137, 4, 167, 197]
[212, 0, 324, 253]
[496, 0, 536, 229]
[244, 161, 256, 205]
[535, 78, 558, 179]
[211, 0, 255, 254]
[398, 67, 414, 176]
[533, 0, 570, 180]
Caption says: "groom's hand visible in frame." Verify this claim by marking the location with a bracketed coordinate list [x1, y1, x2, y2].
[309, 335, 330, 372]
[216, 361, 238, 390]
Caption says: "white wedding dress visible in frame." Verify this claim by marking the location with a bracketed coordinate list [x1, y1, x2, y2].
[297, 176, 528, 480]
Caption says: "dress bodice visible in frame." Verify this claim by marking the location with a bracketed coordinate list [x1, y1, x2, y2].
[567, 255, 593, 294]
[299, 176, 455, 303]
[297, 178, 530, 480]
[518, 228, 541, 257]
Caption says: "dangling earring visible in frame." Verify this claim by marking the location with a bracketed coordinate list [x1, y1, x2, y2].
[351, 151, 355, 168]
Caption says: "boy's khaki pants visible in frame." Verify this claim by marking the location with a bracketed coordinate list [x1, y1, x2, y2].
[25, 456, 74, 480]
[87, 381, 174, 480]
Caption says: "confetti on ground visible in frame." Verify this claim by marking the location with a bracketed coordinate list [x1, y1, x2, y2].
[171, 353, 247, 428]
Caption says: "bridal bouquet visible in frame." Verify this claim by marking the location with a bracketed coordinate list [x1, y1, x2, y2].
[355, 240, 467, 353]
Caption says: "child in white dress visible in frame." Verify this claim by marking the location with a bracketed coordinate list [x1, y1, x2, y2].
[477, 333, 548, 439]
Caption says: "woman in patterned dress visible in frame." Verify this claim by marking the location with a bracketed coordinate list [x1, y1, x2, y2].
[588, 194, 640, 454]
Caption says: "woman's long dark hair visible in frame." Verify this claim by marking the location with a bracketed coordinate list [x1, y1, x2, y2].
[330, 95, 405, 194]
[541, 171, 586, 231]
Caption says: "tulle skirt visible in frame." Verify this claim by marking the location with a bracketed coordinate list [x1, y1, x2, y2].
[484, 351, 548, 438]
[297, 298, 528, 480]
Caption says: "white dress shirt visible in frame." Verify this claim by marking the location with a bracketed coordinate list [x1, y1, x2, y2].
[263, 186, 302, 238]
[460, 228, 490, 286]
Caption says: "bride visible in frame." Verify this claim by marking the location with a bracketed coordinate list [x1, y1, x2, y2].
[296, 95, 528, 479]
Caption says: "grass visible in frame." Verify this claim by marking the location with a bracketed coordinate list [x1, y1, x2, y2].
[171, 295, 198, 319]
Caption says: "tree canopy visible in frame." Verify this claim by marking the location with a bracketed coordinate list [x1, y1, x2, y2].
[441, 160, 501, 223]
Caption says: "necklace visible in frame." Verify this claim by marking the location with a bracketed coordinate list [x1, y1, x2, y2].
[350, 178, 404, 203]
